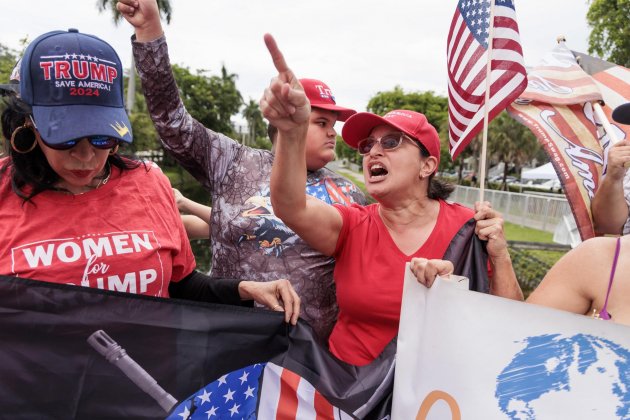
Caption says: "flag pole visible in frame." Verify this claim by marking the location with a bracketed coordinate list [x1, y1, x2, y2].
[478, 0, 497, 203]
[593, 101, 621, 145]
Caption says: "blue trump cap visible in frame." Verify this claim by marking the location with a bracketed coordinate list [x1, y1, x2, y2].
[20, 28, 133, 145]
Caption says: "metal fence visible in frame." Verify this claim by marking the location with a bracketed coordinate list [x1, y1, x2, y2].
[451, 186, 573, 233]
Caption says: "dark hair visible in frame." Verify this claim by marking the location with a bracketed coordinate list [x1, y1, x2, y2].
[1, 95, 143, 202]
[415, 138, 454, 200]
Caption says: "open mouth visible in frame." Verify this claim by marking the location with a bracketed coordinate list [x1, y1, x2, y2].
[368, 162, 389, 180]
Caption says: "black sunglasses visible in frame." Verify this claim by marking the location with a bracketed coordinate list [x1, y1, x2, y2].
[42, 136, 119, 151]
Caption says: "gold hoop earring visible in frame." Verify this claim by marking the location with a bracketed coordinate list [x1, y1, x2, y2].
[10, 123, 37, 154]
[109, 144, 120, 155]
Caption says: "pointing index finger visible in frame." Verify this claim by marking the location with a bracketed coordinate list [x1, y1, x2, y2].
[264, 33, 292, 76]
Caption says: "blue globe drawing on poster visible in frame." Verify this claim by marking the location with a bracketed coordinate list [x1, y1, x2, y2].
[495, 334, 630, 419]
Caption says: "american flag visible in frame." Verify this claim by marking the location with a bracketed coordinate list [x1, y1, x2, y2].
[166, 362, 352, 419]
[447, 0, 527, 159]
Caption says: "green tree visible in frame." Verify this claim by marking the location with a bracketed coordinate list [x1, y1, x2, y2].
[242, 99, 270, 149]
[0, 43, 21, 124]
[335, 137, 362, 165]
[0, 43, 20, 83]
[586, 0, 630, 66]
[488, 111, 541, 189]
[171, 64, 243, 138]
[125, 77, 159, 152]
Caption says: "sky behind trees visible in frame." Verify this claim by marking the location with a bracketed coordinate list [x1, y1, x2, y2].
[1, 0, 591, 118]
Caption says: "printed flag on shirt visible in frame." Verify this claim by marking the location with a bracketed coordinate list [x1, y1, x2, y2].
[447, 0, 527, 159]
[305, 177, 356, 206]
[506, 42, 630, 240]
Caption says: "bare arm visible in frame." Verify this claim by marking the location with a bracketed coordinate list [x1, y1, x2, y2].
[173, 188, 211, 221]
[261, 34, 342, 256]
[474, 201, 523, 301]
[526, 237, 614, 315]
[591, 141, 630, 235]
[180, 215, 210, 241]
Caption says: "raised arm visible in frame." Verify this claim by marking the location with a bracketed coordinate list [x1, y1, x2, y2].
[474, 201, 524, 301]
[591, 140, 630, 235]
[261, 34, 342, 256]
[117, 0, 229, 192]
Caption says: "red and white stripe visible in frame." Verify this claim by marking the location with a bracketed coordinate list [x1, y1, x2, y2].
[519, 43, 602, 105]
[447, 0, 527, 159]
[257, 363, 353, 420]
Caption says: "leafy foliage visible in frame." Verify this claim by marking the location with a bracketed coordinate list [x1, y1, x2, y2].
[126, 74, 160, 152]
[335, 138, 362, 165]
[0, 43, 20, 83]
[171, 64, 243, 139]
[488, 111, 542, 189]
[586, 0, 630, 66]
[242, 99, 270, 150]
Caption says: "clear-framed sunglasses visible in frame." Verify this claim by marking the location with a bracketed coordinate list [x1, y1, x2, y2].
[357, 132, 421, 155]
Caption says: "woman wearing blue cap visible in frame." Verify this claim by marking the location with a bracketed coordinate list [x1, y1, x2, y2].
[0, 29, 300, 323]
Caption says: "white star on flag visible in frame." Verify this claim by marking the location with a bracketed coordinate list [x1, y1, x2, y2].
[228, 403, 240, 417]
[223, 388, 235, 403]
[238, 371, 249, 384]
[196, 389, 211, 405]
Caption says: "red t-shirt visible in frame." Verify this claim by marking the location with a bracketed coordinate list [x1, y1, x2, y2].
[0, 159, 195, 297]
[330, 200, 473, 365]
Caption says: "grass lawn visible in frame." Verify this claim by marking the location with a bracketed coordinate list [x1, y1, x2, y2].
[503, 222, 555, 243]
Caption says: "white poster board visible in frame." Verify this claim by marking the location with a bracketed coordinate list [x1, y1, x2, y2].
[392, 265, 630, 419]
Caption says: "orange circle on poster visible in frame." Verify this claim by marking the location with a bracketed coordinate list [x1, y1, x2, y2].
[416, 390, 461, 420]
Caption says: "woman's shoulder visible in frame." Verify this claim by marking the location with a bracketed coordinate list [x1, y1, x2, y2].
[333, 202, 377, 221]
[439, 199, 475, 219]
[575, 236, 619, 256]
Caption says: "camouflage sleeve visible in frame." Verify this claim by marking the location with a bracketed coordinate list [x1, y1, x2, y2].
[132, 35, 236, 193]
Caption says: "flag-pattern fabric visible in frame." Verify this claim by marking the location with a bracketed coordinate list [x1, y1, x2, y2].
[506, 43, 630, 240]
[257, 363, 353, 420]
[507, 101, 604, 240]
[519, 44, 602, 105]
[166, 362, 353, 420]
[447, 0, 527, 159]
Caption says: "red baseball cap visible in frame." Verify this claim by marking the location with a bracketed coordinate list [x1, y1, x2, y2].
[300, 78, 356, 122]
[342, 109, 441, 167]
